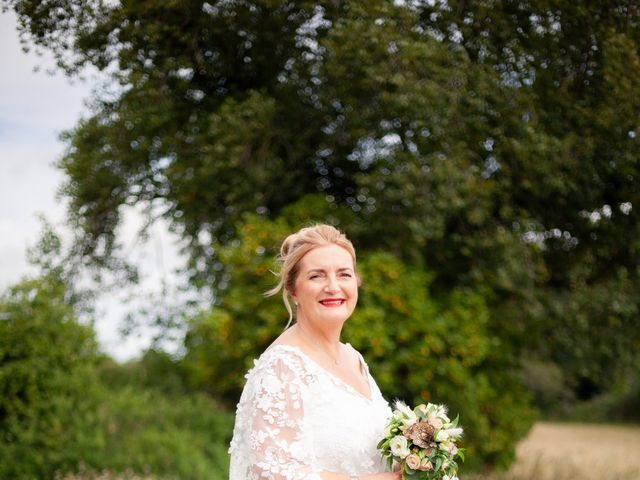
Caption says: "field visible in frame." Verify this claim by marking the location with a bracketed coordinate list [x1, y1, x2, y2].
[470, 422, 640, 480]
[55, 422, 640, 479]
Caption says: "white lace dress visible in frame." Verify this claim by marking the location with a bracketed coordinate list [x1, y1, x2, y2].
[229, 344, 393, 480]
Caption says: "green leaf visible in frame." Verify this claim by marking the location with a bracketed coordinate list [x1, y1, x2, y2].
[434, 456, 442, 472]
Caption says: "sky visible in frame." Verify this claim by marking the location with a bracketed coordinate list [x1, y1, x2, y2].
[0, 11, 185, 361]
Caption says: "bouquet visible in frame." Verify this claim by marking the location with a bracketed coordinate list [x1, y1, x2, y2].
[378, 400, 464, 480]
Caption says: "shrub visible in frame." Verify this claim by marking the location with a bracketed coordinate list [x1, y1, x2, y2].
[0, 276, 233, 479]
[0, 276, 104, 478]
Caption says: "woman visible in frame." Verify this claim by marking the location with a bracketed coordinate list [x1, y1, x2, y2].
[229, 224, 400, 480]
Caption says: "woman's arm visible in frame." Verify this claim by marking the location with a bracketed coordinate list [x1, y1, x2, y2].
[231, 352, 400, 480]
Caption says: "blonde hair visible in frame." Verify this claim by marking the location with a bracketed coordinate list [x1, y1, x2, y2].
[265, 224, 359, 329]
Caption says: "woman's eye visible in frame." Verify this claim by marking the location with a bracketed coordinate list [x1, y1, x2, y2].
[341, 273, 352, 278]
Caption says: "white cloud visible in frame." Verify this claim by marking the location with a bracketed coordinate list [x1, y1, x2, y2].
[0, 14, 94, 136]
[0, 11, 188, 362]
[0, 11, 72, 291]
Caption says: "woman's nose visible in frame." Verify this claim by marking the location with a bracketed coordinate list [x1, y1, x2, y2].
[324, 275, 339, 292]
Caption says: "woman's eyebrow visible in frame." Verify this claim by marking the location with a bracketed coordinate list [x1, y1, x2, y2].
[306, 268, 326, 274]
[306, 267, 353, 273]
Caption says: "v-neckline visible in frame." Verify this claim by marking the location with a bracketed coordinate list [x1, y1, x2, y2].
[269, 344, 374, 402]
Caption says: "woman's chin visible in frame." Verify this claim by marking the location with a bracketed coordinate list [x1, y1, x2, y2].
[316, 308, 353, 324]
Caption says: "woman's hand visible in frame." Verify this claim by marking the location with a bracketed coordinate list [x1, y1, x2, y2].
[361, 472, 402, 480]
[320, 470, 401, 480]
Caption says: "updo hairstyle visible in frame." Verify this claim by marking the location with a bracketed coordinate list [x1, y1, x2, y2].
[265, 224, 359, 328]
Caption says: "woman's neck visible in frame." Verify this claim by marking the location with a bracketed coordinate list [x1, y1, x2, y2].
[293, 320, 343, 363]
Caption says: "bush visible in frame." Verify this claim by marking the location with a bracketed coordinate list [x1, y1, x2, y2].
[98, 349, 190, 397]
[518, 357, 575, 414]
[0, 276, 234, 479]
[79, 385, 233, 480]
[558, 373, 640, 424]
[0, 277, 104, 478]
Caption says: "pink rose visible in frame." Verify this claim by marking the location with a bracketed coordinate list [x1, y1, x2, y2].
[419, 458, 433, 471]
[428, 416, 444, 429]
[405, 454, 421, 470]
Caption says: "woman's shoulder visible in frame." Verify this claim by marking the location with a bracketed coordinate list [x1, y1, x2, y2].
[343, 342, 368, 366]
[251, 343, 311, 376]
[258, 327, 315, 368]
[262, 342, 305, 360]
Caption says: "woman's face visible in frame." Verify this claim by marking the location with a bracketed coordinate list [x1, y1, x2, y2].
[292, 243, 358, 328]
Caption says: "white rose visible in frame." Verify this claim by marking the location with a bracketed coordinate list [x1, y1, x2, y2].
[389, 436, 410, 458]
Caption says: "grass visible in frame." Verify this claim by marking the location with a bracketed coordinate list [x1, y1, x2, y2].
[467, 422, 640, 480]
[54, 467, 165, 480]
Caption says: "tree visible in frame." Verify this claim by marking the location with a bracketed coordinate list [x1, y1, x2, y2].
[6, 0, 538, 289]
[417, 0, 640, 393]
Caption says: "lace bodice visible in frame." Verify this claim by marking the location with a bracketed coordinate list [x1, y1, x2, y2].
[229, 344, 393, 480]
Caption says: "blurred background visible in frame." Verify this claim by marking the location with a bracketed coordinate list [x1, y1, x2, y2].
[1, 1, 639, 479]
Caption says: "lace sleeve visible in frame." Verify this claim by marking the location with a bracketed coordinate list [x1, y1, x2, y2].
[229, 352, 322, 480]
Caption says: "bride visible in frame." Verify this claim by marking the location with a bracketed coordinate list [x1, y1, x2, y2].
[229, 224, 400, 480]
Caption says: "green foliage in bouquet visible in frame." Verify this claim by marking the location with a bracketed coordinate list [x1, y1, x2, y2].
[182, 200, 535, 470]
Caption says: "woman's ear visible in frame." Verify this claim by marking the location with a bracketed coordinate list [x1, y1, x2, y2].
[288, 288, 297, 305]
